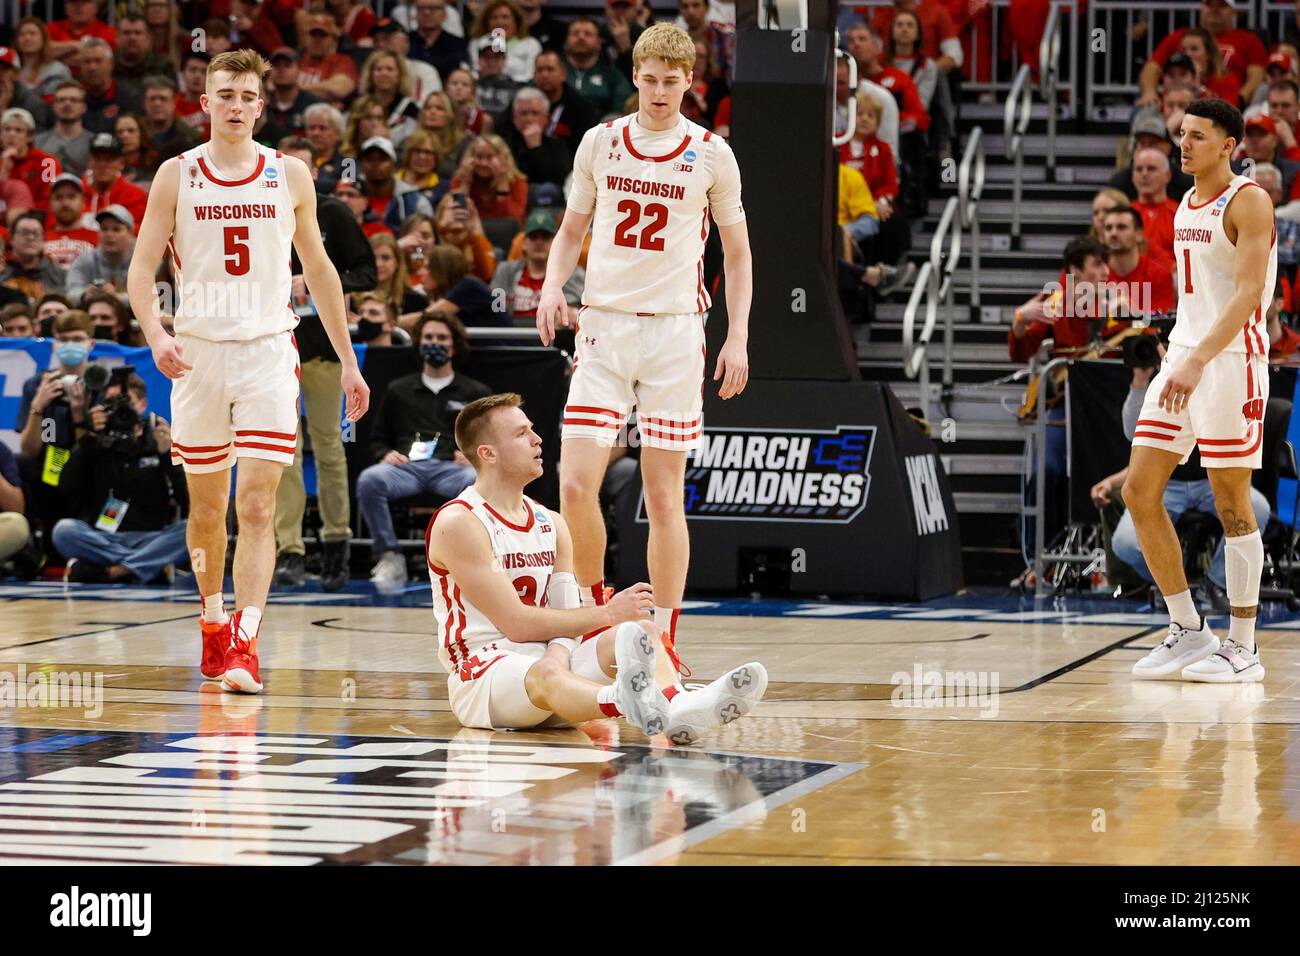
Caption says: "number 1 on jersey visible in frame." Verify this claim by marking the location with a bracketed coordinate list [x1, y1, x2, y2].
[1182, 247, 1193, 294]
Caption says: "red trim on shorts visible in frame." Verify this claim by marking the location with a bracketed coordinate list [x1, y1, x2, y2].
[197, 152, 266, 187]
[564, 418, 621, 428]
[566, 405, 621, 419]
[1200, 428, 1262, 457]
[641, 415, 701, 428]
[641, 427, 701, 442]
[1133, 432, 1178, 441]
[622, 125, 691, 163]
[1135, 420, 1180, 431]
[172, 451, 231, 465]
[483, 501, 535, 532]
[236, 429, 296, 441]
[234, 441, 295, 454]
[598, 700, 621, 718]
[172, 440, 233, 452]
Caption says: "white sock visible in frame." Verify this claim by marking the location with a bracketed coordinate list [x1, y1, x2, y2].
[201, 592, 226, 625]
[1224, 530, 1263, 652]
[1164, 589, 1200, 632]
[653, 605, 678, 639]
[1227, 615, 1258, 654]
[580, 579, 602, 608]
[596, 683, 621, 715]
[234, 606, 262, 642]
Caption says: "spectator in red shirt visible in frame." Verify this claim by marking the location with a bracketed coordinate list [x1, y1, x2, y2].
[48, 0, 118, 63]
[81, 133, 148, 234]
[451, 133, 529, 225]
[229, 0, 286, 57]
[1, 108, 62, 215]
[1181, 28, 1241, 106]
[1266, 78, 1300, 162]
[43, 173, 99, 270]
[843, 91, 911, 271]
[300, 13, 360, 107]
[175, 52, 213, 140]
[846, 23, 930, 134]
[1140, 0, 1267, 106]
[1129, 147, 1179, 271]
[328, 0, 380, 46]
[334, 178, 393, 239]
[1009, 235, 1123, 364]
[870, 0, 961, 73]
[1102, 205, 1176, 317]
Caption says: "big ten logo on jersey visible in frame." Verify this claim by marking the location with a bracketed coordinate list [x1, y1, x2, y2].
[1210, 193, 1229, 218]
[536, 508, 552, 534]
[262, 164, 279, 189]
[674, 148, 697, 174]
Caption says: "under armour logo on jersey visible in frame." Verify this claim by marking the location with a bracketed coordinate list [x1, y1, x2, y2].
[582, 334, 596, 347]
[608, 151, 623, 161]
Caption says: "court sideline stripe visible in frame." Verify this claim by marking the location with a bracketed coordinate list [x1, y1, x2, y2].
[0, 613, 196, 650]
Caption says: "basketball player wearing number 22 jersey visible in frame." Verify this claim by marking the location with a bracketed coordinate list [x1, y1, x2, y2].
[535, 24, 755, 727]
[1128, 98, 1274, 685]
[126, 50, 370, 696]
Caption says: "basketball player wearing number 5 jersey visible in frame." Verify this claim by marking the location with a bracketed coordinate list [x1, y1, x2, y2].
[535, 24, 753, 730]
[126, 50, 370, 695]
[1127, 98, 1274, 684]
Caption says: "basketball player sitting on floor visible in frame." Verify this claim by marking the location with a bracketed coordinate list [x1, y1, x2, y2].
[1127, 98, 1275, 684]
[425, 393, 767, 738]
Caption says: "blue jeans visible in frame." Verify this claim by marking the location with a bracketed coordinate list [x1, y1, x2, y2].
[356, 458, 476, 555]
[1112, 481, 1272, 590]
[847, 213, 880, 244]
[52, 518, 190, 582]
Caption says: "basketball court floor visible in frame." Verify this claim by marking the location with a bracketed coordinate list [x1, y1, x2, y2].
[0, 581, 1297, 866]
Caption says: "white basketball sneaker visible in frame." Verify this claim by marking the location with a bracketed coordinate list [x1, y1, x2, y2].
[612, 622, 668, 737]
[663, 662, 769, 746]
[1132, 618, 1219, 680]
[1181, 639, 1265, 683]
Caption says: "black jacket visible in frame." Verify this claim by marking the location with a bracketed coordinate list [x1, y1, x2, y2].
[369, 372, 492, 463]
[59, 426, 187, 532]
[291, 195, 378, 363]
[499, 120, 572, 188]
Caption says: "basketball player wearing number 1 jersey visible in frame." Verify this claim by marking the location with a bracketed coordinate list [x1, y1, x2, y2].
[126, 50, 370, 695]
[535, 24, 758, 739]
[1128, 98, 1274, 684]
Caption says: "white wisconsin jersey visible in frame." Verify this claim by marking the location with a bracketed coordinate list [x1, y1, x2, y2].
[426, 487, 559, 681]
[567, 113, 745, 315]
[170, 142, 297, 342]
[1171, 174, 1276, 355]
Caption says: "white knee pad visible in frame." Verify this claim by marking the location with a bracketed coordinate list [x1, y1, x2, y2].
[1224, 530, 1263, 607]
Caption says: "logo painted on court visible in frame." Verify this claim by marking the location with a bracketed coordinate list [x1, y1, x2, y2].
[640, 425, 877, 523]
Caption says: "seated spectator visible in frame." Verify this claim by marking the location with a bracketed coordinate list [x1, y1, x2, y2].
[599, 0, 646, 78]
[35, 81, 93, 177]
[491, 210, 583, 325]
[372, 231, 431, 322]
[1246, 50, 1297, 110]
[35, 292, 73, 335]
[1268, 281, 1300, 360]
[304, 103, 348, 192]
[343, 96, 393, 157]
[452, 133, 529, 225]
[198, 17, 234, 58]
[1009, 235, 1129, 364]
[1101, 205, 1176, 317]
[48, 0, 118, 62]
[1, 303, 35, 337]
[836, 59, 899, 170]
[266, 49, 320, 140]
[14, 17, 71, 103]
[473, 38, 522, 121]
[113, 11, 175, 99]
[175, 51, 213, 139]
[1261, 79, 1300, 162]
[445, 68, 494, 137]
[675, 0, 734, 84]
[0, 417, 31, 573]
[397, 130, 451, 210]
[66, 205, 135, 303]
[82, 133, 148, 234]
[398, 211, 438, 292]
[1253, 163, 1300, 285]
[0, 44, 50, 131]
[846, 22, 927, 212]
[504, 205, 592, 269]
[419, 91, 472, 179]
[838, 162, 880, 248]
[252, 105, 291, 150]
[1138, 0, 1266, 107]
[408, 0, 471, 85]
[114, 112, 157, 187]
[1243, 114, 1300, 200]
[361, 136, 436, 230]
[563, 16, 632, 120]
[373, 18, 443, 106]
[434, 192, 497, 282]
[228, 0, 284, 57]
[357, 311, 490, 592]
[52, 374, 189, 584]
[469, 0, 543, 83]
[352, 291, 410, 345]
[45, 171, 99, 269]
[1089, 186, 1134, 242]
[361, 50, 422, 150]
[1111, 117, 1194, 202]
[299, 13, 360, 108]
[870, 0, 961, 75]
[423, 242, 499, 325]
[2, 214, 68, 302]
[886, 8, 955, 165]
[142, 75, 202, 163]
[330, 0, 379, 45]
[1126, 82, 1198, 167]
[336, 178, 393, 238]
[79, 39, 144, 135]
[1128, 148, 1180, 269]
[681, 37, 729, 130]
[532, 50, 597, 162]
[1181, 27, 1242, 106]
[498, 86, 571, 189]
[84, 289, 141, 346]
[1, 107, 62, 214]
[842, 92, 901, 227]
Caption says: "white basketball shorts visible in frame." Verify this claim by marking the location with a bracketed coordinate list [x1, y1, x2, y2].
[562, 306, 706, 451]
[169, 331, 301, 474]
[1132, 343, 1268, 469]
[447, 639, 611, 731]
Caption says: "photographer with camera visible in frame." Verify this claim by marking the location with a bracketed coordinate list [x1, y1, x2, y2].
[52, 373, 190, 584]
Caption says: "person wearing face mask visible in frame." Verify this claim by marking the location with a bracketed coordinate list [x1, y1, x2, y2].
[52, 374, 190, 584]
[352, 292, 410, 346]
[357, 312, 492, 592]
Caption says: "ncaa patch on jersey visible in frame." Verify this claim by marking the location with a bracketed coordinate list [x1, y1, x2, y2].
[265, 166, 277, 179]
[683, 149, 697, 163]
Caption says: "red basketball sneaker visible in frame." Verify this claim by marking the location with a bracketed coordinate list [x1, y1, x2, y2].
[222, 610, 263, 694]
[200, 618, 230, 680]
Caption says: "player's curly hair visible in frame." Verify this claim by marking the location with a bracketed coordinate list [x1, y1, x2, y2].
[632, 22, 696, 75]
[207, 49, 270, 87]
[1185, 97, 1244, 147]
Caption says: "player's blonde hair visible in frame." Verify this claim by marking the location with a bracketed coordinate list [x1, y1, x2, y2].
[632, 22, 696, 75]
[207, 49, 270, 87]
[455, 392, 524, 469]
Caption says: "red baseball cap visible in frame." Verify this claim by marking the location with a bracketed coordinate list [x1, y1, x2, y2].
[1269, 51, 1294, 73]
[0, 47, 20, 70]
[1246, 114, 1277, 135]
